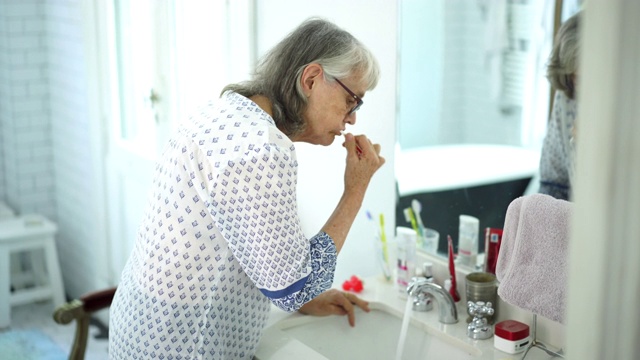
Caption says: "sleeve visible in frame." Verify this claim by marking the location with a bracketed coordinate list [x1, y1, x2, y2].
[204, 142, 337, 312]
[538, 92, 574, 200]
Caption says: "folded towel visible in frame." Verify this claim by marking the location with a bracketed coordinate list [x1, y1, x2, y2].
[496, 193, 572, 323]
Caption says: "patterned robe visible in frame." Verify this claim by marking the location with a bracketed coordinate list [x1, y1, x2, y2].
[109, 92, 337, 359]
[539, 91, 577, 200]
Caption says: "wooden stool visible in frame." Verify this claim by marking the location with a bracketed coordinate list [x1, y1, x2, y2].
[0, 214, 65, 328]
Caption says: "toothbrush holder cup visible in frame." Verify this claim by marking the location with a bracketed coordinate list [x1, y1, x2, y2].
[465, 272, 498, 324]
[421, 228, 439, 254]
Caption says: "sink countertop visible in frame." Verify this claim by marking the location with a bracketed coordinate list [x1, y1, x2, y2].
[256, 276, 562, 360]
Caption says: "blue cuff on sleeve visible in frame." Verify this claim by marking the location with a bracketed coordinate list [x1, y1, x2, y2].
[265, 231, 337, 312]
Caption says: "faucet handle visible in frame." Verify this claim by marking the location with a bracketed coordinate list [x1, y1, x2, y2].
[467, 301, 494, 318]
[467, 301, 495, 340]
[407, 278, 433, 296]
[407, 280, 458, 324]
[409, 277, 434, 312]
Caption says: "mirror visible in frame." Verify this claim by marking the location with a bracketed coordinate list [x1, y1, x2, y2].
[395, 1, 579, 265]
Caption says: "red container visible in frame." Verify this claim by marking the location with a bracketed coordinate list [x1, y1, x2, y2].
[494, 320, 531, 354]
[483, 228, 503, 274]
[495, 320, 529, 340]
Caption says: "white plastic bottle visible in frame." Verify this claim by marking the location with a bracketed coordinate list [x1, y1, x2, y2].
[396, 226, 417, 298]
[458, 215, 480, 267]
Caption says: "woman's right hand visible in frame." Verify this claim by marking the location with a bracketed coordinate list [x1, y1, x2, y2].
[342, 132, 385, 195]
[323, 132, 384, 253]
[298, 289, 370, 327]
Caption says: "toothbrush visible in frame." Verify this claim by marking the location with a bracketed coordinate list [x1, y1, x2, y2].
[378, 213, 391, 281]
[403, 207, 424, 248]
[447, 235, 461, 302]
[411, 199, 426, 232]
[340, 131, 363, 157]
[378, 213, 389, 265]
[403, 207, 420, 236]
[366, 210, 391, 281]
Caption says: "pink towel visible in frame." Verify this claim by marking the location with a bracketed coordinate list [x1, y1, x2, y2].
[496, 193, 572, 324]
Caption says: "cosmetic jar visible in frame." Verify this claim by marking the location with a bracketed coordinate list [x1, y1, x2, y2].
[494, 320, 530, 354]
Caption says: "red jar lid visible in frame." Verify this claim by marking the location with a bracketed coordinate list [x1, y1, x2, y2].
[495, 320, 530, 340]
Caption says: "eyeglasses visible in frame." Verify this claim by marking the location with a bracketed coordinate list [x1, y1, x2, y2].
[334, 78, 364, 115]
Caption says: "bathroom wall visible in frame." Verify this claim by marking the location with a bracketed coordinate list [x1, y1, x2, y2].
[0, 107, 4, 201]
[0, 0, 108, 298]
[0, 0, 56, 218]
[44, 0, 110, 297]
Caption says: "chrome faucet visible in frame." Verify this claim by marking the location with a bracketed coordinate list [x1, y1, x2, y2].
[407, 279, 458, 324]
[408, 277, 433, 312]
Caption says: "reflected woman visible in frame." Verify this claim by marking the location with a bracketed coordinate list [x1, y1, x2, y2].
[539, 12, 580, 200]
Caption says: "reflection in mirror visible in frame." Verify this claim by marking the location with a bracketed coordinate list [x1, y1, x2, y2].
[395, 1, 577, 264]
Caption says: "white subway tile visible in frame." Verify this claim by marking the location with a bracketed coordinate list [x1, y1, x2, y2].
[27, 114, 50, 128]
[18, 178, 35, 192]
[4, 3, 42, 18]
[45, 2, 80, 23]
[8, 34, 40, 50]
[35, 174, 54, 189]
[18, 161, 52, 177]
[30, 149, 53, 165]
[7, 19, 25, 34]
[9, 83, 29, 97]
[25, 48, 47, 64]
[27, 81, 48, 97]
[11, 67, 41, 81]
[24, 19, 45, 33]
[16, 128, 47, 143]
[11, 98, 46, 113]
[21, 190, 55, 209]
[30, 144, 53, 158]
[8, 51, 26, 65]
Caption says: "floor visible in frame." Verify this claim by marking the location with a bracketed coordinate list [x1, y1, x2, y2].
[6, 299, 110, 360]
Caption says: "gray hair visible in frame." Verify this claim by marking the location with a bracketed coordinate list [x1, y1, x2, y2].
[222, 18, 380, 136]
[546, 12, 581, 99]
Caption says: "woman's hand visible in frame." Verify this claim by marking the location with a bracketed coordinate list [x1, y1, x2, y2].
[324, 133, 384, 253]
[342, 132, 385, 195]
[298, 289, 370, 327]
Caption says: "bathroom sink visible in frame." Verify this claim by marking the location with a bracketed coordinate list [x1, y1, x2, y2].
[257, 301, 481, 360]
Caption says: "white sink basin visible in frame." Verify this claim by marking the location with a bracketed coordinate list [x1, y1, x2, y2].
[257, 301, 481, 360]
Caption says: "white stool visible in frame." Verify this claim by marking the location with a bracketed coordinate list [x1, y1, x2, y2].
[0, 214, 65, 328]
[0, 202, 24, 291]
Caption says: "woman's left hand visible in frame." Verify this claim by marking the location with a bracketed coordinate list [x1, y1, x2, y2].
[298, 288, 370, 327]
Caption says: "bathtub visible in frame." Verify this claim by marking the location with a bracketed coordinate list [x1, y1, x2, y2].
[395, 144, 540, 255]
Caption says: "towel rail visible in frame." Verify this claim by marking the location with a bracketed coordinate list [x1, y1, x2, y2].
[520, 314, 565, 359]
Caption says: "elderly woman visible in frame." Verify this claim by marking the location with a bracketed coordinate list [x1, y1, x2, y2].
[108, 18, 385, 359]
[539, 12, 580, 200]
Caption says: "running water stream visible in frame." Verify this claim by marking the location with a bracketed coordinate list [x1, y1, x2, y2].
[394, 296, 414, 360]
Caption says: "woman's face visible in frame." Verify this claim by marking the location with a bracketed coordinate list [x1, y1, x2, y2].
[295, 67, 367, 145]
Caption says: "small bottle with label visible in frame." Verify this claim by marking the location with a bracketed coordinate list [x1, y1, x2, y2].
[458, 215, 480, 267]
[396, 226, 417, 298]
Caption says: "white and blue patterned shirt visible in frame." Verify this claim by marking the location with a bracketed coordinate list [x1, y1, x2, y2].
[539, 91, 577, 201]
[109, 92, 338, 359]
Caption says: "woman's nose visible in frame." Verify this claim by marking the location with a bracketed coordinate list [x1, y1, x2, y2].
[345, 113, 356, 125]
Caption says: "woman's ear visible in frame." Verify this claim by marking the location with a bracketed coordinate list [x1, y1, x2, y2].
[300, 63, 324, 94]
